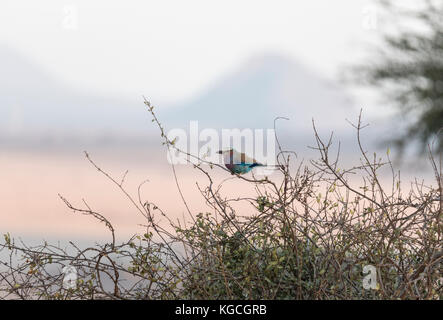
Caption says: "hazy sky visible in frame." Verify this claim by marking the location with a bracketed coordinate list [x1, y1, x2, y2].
[1, 0, 382, 105]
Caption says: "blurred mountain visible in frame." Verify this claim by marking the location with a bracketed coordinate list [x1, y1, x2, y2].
[0, 46, 359, 152]
[0, 45, 149, 138]
[163, 54, 356, 134]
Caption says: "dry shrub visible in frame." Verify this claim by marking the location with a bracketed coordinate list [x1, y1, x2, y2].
[1, 100, 441, 300]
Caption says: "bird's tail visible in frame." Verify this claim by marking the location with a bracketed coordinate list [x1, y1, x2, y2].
[250, 163, 265, 168]
[259, 163, 286, 170]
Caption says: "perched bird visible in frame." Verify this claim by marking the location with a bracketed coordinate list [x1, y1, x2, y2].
[217, 149, 264, 175]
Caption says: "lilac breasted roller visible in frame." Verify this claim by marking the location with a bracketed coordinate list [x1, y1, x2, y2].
[217, 149, 264, 175]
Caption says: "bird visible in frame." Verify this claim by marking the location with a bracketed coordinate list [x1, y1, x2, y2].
[217, 149, 264, 175]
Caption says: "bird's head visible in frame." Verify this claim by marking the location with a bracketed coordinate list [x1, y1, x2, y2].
[217, 149, 233, 155]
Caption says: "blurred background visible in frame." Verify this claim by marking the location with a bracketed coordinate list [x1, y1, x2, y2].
[1, 0, 442, 242]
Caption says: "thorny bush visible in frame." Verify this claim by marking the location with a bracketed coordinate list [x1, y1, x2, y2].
[0, 99, 441, 300]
